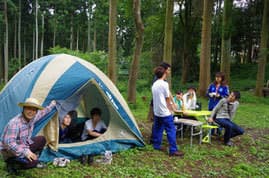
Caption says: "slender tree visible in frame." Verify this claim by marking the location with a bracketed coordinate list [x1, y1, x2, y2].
[255, 0, 269, 96]
[70, 14, 74, 50]
[87, 0, 91, 52]
[35, 0, 39, 59]
[220, 0, 233, 83]
[40, 12, 45, 57]
[18, 0, 22, 68]
[127, 0, 144, 103]
[198, 0, 214, 97]
[4, 0, 9, 83]
[163, 0, 174, 86]
[108, 0, 117, 83]
[14, 16, 17, 59]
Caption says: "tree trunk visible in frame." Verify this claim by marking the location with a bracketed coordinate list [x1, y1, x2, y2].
[87, 4, 91, 52]
[35, 0, 39, 59]
[14, 16, 17, 59]
[53, 17, 56, 47]
[108, 0, 117, 83]
[255, 0, 269, 96]
[163, 0, 174, 86]
[70, 15, 73, 50]
[40, 13, 44, 57]
[127, 0, 144, 104]
[181, 0, 190, 85]
[198, 0, 213, 97]
[18, 0, 22, 68]
[93, 27, 96, 51]
[76, 29, 79, 51]
[4, 0, 9, 83]
[0, 45, 4, 83]
[33, 29, 35, 60]
[220, 0, 233, 83]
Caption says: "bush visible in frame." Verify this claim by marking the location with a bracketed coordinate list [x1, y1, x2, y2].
[49, 46, 108, 73]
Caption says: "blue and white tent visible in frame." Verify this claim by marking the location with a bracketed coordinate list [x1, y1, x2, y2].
[0, 54, 144, 162]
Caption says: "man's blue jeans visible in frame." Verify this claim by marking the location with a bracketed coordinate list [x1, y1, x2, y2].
[214, 118, 244, 143]
[152, 115, 178, 154]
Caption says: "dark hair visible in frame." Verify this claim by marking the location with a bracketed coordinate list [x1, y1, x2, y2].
[67, 110, 77, 119]
[154, 66, 166, 79]
[176, 90, 183, 95]
[232, 91, 241, 100]
[214, 72, 227, 86]
[159, 62, 171, 70]
[90, 107, 102, 116]
[187, 86, 196, 92]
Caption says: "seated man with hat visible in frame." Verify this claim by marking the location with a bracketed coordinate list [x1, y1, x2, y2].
[0, 98, 56, 171]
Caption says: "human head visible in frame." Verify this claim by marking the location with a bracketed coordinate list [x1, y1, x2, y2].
[159, 62, 171, 75]
[187, 86, 196, 94]
[159, 62, 171, 70]
[215, 72, 226, 85]
[176, 90, 183, 99]
[62, 113, 72, 127]
[18, 98, 44, 121]
[61, 110, 77, 127]
[154, 66, 166, 79]
[228, 91, 241, 102]
[91, 107, 102, 122]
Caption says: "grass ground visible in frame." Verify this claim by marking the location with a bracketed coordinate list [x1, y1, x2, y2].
[0, 82, 269, 177]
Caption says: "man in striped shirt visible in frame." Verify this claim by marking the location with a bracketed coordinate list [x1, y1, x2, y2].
[0, 98, 56, 169]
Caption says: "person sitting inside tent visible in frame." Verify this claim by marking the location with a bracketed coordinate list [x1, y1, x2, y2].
[0, 98, 56, 172]
[59, 110, 77, 143]
[208, 91, 244, 146]
[81, 108, 107, 141]
[183, 86, 197, 110]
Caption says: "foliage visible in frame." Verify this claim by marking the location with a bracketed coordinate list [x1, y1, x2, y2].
[49, 46, 108, 73]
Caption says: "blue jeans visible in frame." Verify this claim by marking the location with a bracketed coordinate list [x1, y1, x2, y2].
[152, 115, 178, 154]
[214, 118, 244, 143]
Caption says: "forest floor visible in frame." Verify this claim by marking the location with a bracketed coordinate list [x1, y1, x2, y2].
[0, 91, 268, 177]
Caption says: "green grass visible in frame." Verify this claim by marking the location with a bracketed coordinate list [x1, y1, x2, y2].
[0, 77, 269, 177]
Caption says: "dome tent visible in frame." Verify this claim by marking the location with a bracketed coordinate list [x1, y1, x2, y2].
[0, 54, 144, 162]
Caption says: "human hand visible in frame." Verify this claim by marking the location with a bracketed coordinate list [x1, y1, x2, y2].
[50, 100, 57, 106]
[208, 117, 214, 123]
[26, 151, 38, 162]
[209, 93, 216, 97]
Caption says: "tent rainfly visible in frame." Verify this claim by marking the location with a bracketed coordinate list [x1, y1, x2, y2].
[0, 54, 144, 162]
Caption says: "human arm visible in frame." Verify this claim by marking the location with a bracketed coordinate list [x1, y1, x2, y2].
[2, 120, 32, 159]
[208, 98, 226, 122]
[86, 120, 106, 138]
[216, 86, 229, 98]
[230, 101, 239, 120]
[166, 97, 177, 113]
[35, 100, 56, 122]
[87, 130, 102, 137]
[207, 84, 216, 98]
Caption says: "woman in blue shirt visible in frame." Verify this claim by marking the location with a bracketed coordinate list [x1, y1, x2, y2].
[207, 72, 229, 111]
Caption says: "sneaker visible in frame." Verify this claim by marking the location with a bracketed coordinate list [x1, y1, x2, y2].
[169, 151, 184, 157]
[224, 141, 234, 147]
[36, 162, 47, 168]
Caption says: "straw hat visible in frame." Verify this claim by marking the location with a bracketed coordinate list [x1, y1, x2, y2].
[18, 98, 44, 110]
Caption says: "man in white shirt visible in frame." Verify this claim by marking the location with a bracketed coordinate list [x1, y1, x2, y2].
[81, 108, 107, 141]
[152, 66, 184, 157]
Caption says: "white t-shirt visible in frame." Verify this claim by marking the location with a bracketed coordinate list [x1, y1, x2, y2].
[152, 79, 171, 117]
[81, 119, 107, 141]
[183, 92, 197, 110]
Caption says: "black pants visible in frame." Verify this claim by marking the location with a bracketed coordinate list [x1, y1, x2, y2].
[7, 136, 46, 169]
